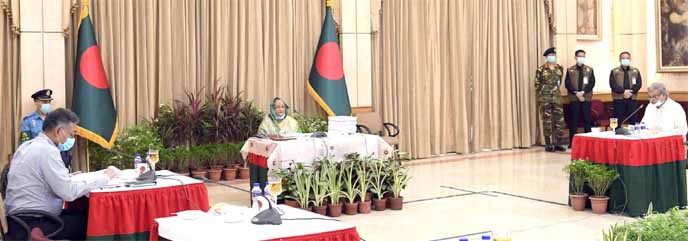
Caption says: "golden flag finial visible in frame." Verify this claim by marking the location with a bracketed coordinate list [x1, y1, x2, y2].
[326, 0, 334, 8]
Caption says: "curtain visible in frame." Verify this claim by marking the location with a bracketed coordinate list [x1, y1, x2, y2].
[374, 0, 550, 158]
[66, 0, 332, 129]
[0, 0, 20, 167]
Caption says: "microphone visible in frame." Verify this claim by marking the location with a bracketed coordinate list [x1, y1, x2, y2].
[616, 104, 645, 135]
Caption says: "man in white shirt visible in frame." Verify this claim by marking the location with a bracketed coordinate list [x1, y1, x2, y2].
[641, 83, 688, 136]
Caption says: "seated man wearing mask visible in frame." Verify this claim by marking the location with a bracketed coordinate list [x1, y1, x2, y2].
[641, 82, 688, 136]
[4, 108, 120, 241]
[258, 97, 299, 136]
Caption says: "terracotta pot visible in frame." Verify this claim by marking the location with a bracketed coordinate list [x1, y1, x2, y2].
[344, 202, 358, 215]
[313, 205, 327, 216]
[389, 196, 403, 210]
[590, 196, 610, 214]
[358, 201, 372, 214]
[222, 168, 237, 181]
[373, 198, 387, 211]
[191, 170, 207, 179]
[238, 168, 250, 179]
[285, 199, 300, 208]
[570, 193, 588, 211]
[328, 203, 342, 217]
[207, 169, 222, 181]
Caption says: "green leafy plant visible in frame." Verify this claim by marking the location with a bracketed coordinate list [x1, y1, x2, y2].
[239, 101, 264, 140]
[602, 207, 688, 241]
[355, 155, 372, 202]
[587, 164, 620, 197]
[292, 165, 313, 209]
[293, 111, 327, 133]
[323, 158, 343, 205]
[388, 155, 410, 198]
[311, 164, 329, 207]
[270, 163, 296, 199]
[88, 121, 164, 170]
[563, 159, 592, 194]
[341, 158, 359, 203]
[369, 158, 389, 200]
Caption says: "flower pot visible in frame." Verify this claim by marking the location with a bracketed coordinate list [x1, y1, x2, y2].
[389, 196, 403, 210]
[222, 168, 237, 181]
[358, 200, 372, 214]
[191, 170, 207, 179]
[373, 198, 387, 211]
[569, 193, 588, 211]
[344, 202, 358, 215]
[238, 167, 250, 179]
[313, 205, 327, 216]
[285, 199, 300, 208]
[589, 196, 610, 214]
[207, 169, 222, 181]
[328, 203, 342, 217]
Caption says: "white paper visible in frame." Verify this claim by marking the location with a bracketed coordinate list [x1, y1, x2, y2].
[583, 77, 588, 85]
[632, 77, 636, 85]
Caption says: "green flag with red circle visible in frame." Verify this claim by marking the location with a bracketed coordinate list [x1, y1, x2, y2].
[72, 0, 118, 149]
[308, 6, 352, 116]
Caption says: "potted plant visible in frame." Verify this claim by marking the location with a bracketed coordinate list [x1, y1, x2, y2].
[272, 163, 299, 207]
[356, 157, 372, 214]
[388, 157, 410, 210]
[311, 167, 329, 215]
[222, 149, 238, 181]
[189, 146, 207, 178]
[292, 165, 313, 211]
[341, 159, 360, 215]
[369, 158, 389, 211]
[238, 159, 250, 179]
[587, 164, 620, 214]
[174, 148, 191, 176]
[204, 145, 222, 181]
[563, 159, 591, 211]
[323, 160, 344, 217]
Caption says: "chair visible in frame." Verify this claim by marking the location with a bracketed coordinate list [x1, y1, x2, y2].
[591, 100, 611, 130]
[0, 164, 63, 241]
[355, 112, 400, 148]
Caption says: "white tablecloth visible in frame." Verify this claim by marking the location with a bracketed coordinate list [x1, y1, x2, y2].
[155, 205, 358, 241]
[240, 132, 394, 170]
[70, 170, 202, 193]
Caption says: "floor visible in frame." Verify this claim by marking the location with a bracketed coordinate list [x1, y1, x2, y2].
[205, 148, 637, 241]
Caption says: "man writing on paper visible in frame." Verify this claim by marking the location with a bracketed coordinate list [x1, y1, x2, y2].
[641, 83, 688, 136]
[4, 108, 121, 240]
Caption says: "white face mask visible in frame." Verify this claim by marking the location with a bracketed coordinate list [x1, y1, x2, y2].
[576, 57, 585, 65]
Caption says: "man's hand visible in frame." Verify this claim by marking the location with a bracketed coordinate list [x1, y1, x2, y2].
[624, 90, 632, 99]
[578, 95, 585, 102]
[103, 166, 121, 179]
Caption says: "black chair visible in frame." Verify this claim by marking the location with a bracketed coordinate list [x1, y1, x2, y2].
[355, 112, 400, 149]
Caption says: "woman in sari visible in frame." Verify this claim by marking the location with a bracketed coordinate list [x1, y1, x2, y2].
[258, 97, 299, 136]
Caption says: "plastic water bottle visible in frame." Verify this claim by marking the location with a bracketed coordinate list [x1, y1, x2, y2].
[134, 153, 142, 165]
[251, 183, 262, 210]
[459, 238, 469, 241]
[264, 181, 274, 204]
[481, 235, 491, 240]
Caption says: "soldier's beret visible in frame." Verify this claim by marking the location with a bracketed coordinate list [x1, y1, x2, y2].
[543, 47, 556, 56]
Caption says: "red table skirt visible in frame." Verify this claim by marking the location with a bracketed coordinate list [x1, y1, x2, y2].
[248, 152, 269, 168]
[87, 183, 209, 240]
[263, 227, 361, 241]
[571, 135, 686, 166]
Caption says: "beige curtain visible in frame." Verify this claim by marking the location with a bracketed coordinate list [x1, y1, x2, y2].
[66, 0, 331, 129]
[374, 0, 550, 158]
[0, 0, 20, 166]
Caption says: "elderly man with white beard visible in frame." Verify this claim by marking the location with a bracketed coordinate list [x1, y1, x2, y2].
[640, 82, 688, 137]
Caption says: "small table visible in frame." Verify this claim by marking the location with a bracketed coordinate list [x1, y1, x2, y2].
[70, 170, 209, 240]
[571, 132, 687, 216]
[240, 133, 394, 192]
[154, 205, 360, 241]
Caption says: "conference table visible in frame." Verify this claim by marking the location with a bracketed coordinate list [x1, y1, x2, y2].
[70, 170, 209, 241]
[240, 132, 394, 191]
[154, 204, 360, 241]
[570, 131, 687, 216]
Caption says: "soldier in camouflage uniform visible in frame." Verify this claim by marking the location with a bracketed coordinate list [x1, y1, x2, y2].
[535, 47, 566, 152]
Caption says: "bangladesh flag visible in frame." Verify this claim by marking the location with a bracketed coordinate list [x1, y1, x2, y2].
[73, 0, 118, 149]
[307, 5, 352, 116]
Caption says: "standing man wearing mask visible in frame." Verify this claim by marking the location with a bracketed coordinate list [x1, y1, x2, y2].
[535, 47, 566, 152]
[609, 52, 642, 126]
[18, 89, 72, 168]
[565, 50, 596, 148]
